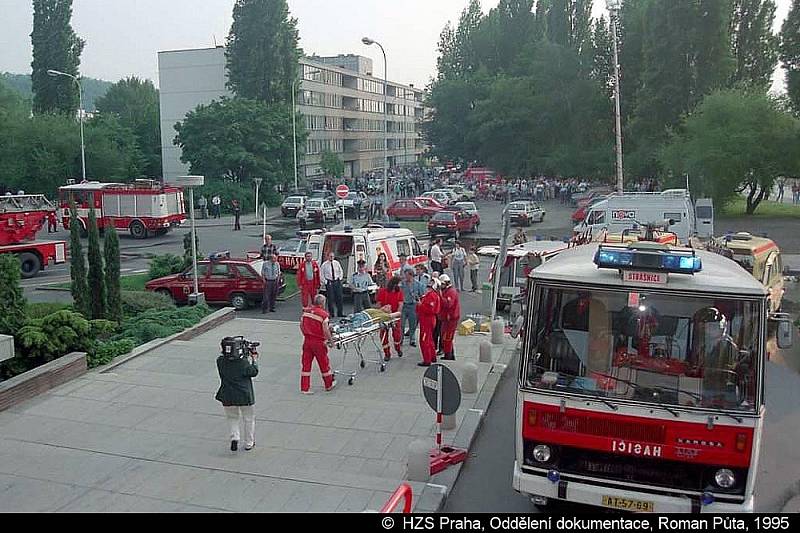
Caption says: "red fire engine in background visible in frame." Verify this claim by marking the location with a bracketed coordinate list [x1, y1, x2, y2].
[58, 180, 186, 239]
[0, 194, 66, 278]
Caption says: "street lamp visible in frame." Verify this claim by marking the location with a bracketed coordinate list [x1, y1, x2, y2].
[48, 69, 86, 182]
[606, 0, 624, 194]
[362, 36, 389, 217]
[292, 69, 320, 192]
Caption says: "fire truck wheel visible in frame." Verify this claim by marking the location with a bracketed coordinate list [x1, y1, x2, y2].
[18, 252, 41, 279]
[129, 220, 147, 239]
[230, 293, 248, 310]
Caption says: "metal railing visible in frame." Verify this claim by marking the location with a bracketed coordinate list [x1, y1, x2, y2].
[380, 483, 413, 513]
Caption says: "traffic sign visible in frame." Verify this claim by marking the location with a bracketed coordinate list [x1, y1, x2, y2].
[336, 184, 350, 199]
[422, 364, 461, 416]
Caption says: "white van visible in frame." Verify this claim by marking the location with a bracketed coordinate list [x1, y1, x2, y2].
[309, 225, 428, 292]
[574, 189, 712, 244]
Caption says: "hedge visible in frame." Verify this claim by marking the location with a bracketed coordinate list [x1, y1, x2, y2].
[121, 290, 176, 316]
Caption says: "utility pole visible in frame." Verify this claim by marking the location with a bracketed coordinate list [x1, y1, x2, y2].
[607, 0, 625, 194]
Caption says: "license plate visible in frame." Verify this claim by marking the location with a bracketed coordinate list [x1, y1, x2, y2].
[601, 496, 654, 512]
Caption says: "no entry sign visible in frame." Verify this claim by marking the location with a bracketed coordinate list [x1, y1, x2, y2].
[422, 363, 461, 416]
[336, 184, 350, 199]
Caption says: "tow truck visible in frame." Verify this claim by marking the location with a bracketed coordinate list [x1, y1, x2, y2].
[513, 241, 793, 512]
[0, 194, 66, 278]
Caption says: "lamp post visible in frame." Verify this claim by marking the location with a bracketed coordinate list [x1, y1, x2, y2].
[48, 69, 86, 182]
[292, 70, 319, 193]
[606, 0, 624, 194]
[362, 37, 388, 216]
[173, 176, 205, 305]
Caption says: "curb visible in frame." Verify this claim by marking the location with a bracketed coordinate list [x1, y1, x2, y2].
[412, 337, 517, 512]
[98, 307, 236, 373]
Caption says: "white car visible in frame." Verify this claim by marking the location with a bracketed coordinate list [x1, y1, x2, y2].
[422, 190, 456, 206]
[432, 189, 460, 205]
[335, 191, 369, 213]
[445, 185, 475, 201]
[507, 201, 546, 226]
[455, 201, 478, 216]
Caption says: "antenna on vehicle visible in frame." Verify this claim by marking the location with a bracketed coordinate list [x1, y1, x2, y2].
[213, 35, 217, 47]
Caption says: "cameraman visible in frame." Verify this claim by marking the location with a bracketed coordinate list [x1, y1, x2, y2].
[215, 337, 259, 452]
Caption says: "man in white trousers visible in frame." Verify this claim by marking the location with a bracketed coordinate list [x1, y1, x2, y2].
[215, 337, 259, 452]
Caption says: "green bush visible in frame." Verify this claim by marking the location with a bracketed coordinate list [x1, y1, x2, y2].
[26, 302, 72, 319]
[0, 253, 26, 335]
[114, 304, 211, 345]
[16, 310, 116, 363]
[121, 290, 176, 316]
[148, 254, 185, 280]
[87, 338, 136, 368]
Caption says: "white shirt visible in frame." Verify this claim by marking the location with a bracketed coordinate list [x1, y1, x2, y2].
[429, 244, 443, 262]
[321, 260, 344, 282]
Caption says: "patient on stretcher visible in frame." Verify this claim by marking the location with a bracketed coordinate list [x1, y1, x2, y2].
[332, 308, 401, 334]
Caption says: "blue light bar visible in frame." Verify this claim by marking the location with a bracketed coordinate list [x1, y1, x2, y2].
[595, 249, 633, 267]
[594, 244, 702, 274]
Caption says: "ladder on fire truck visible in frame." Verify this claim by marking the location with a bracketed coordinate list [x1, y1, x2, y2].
[0, 194, 55, 215]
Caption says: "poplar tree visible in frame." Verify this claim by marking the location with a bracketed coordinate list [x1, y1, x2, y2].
[68, 202, 89, 316]
[103, 224, 122, 322]
[781, 0, 800, 111]
[86, 209, 106, 319]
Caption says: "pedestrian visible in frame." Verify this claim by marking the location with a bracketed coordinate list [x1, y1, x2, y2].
[449, 241, 467, 292]
[351, 259, 374, 313]
[299, 295, 337, 394]
[373, 251, 390, 288]
[215, 337, 258, 452]
[777, 179, 785, 203]
[198, 195, 208, 219]
[232, 199, 241, 231]
[430, 272, 444, 358]
[47, 211, 58, 233]
[321, 251, 345, 317]
[438, 275, 461, 360]
[416, 278, 442, 367]
[429, 238, 444, 274]
[377, 275, 404, 361]
[296, 252, 321, 308]
[513, 227, 528, 246]
[467, 246, 480, 292]
[212, 194, 221, 218]
[400, 269, 424, 347]
[398, 253, 415, 277]
[261, 234, 278, 260]
[261, 254, 281, 313]
[415, 263, 430, 285]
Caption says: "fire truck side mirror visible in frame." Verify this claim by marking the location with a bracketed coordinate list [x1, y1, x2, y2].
[772, 313, 793, 349]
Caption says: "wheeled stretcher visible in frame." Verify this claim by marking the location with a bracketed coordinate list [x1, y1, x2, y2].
[331, 316, 400, 386]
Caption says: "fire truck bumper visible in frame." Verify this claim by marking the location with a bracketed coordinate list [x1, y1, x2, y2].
[513, 461, 753, 513]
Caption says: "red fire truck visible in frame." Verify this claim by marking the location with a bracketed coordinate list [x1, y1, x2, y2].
[514, 241, 793, 512]
[0, 194, 66, 278]
[58, 180, 186, 239]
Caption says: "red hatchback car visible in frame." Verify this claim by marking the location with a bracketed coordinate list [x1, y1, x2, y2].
[427, 208, 479, 238]
[145, 257, 285, 310]
[413, 196, 446, 210]
[387, 199, 442, 221]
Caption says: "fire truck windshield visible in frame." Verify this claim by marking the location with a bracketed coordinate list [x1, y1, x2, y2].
[524, 285, 761, 413]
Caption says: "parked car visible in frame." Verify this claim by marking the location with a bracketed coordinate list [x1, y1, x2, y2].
[454, 202, 480, 226]
[433, 189, 460, 205]
[427, 208, 479, 238]
[387, 199, 442, 221]
[145, 255, 285, 310]
[309, 189, 336, 201]
[281, 195, 306, 218]
[335, 191, 370, 216]
[276, 237, 309, 271]
[414, 196, 446, 210]
[421, 190, 455, 206]
[507, 201, 545, 226]
[444, 185, 475, 201]
[298, 198, 340, 228]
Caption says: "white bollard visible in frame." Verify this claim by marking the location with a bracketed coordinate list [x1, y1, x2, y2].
[479, 341, 493, 363]
[462, 362, 479, 393]
[406, 439, 431, 482]
[442, 414, 457, 430]
[491, 317, 505, 345]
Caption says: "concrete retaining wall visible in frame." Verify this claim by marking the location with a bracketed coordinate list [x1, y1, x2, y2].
[0, 352, 87, 412]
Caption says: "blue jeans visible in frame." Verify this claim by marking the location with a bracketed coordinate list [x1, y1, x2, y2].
[401, 304, 418, 345]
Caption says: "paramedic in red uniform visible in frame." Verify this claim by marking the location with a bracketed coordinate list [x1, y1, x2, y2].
[416, 278, 442, 367]
[296, 251, 321, 308]
[299, 294, 337, 394]
[377, 275, 404, 361]
[438, 274, 461, 361]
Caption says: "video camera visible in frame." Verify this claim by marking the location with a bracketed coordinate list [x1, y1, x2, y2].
[220, 336, 260, 360]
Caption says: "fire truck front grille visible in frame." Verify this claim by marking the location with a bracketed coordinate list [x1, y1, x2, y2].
[538, 412, 667, 444]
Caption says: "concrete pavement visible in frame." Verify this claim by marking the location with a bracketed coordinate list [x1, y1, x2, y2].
[0, 317, 510, 512]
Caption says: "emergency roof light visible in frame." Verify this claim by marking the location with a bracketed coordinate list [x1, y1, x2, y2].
[593, 243, 702, 274]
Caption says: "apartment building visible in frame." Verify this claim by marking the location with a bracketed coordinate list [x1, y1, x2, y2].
[158, 47, 425, 184]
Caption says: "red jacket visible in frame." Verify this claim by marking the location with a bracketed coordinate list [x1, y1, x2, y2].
[416, 288, 441, 321]
[296, 260, 321, 291]
[377, 287, 403, 312]
[440, 286, 461, 322]
[300, 305, 329, 342]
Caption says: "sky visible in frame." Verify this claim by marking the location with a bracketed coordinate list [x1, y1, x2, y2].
[0, 0, 793, 89]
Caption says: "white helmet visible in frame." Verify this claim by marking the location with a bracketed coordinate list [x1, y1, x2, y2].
[439, 274, 452, 285]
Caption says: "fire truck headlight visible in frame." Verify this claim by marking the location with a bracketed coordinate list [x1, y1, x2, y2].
[532, 445, 551, 463]
[714, 468, 736, 489]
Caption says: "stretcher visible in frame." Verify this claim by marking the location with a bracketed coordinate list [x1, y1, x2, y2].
[331, 316, 400, 386]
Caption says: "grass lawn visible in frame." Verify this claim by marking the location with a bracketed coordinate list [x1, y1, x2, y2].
[721, 198, 800, 219]
[397, 221, 429, 234]
[54, 272, 149, 291]
[282, 271, 298, 296]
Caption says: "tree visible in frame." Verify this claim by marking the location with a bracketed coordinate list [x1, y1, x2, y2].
[0, 254, 27, 336]
[320, 150, 344, 180]
[30, 0, 85, 115]
[661, 89, 800, 214]
[781, 0, 800, 112]
[87, 209, 106, 320]
[94, 77, 161, 178]
[84, 114, 145, 181]
[68, 202, 89, 316]
[225, 0, 301, 104]
[173, 97, 300, 194]
[103, 225, 122, 323]
[729, 0, 779, 87]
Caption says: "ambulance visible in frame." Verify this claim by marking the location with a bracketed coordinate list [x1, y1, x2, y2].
[309, 224, 427, 292]
[575, 190, 713, 244]
[514, 241, 794, 512]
